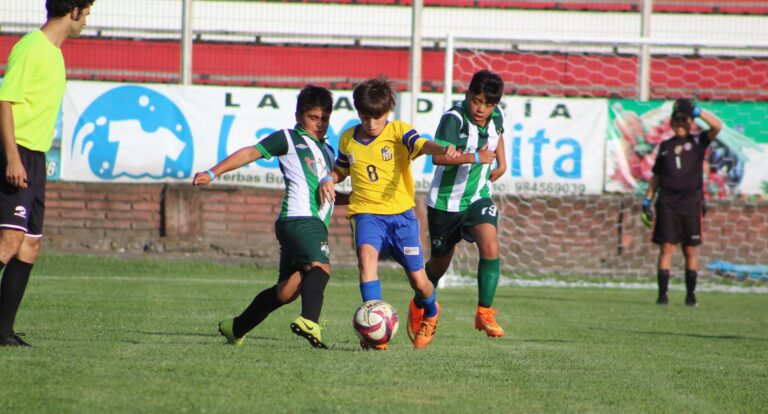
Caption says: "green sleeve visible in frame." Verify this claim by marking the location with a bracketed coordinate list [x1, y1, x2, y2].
[491, 108, 505, 134]
[434, 113, 462, 147]
[255, 130, 289, 160]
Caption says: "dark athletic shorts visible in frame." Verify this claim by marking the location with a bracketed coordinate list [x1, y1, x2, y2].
[428, 198, 498, 258]
[0, 145, 46, 237]
[275, 217, 329, 280]
[652, 201, 703, 246]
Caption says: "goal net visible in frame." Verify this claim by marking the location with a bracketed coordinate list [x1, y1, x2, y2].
[439, 34, 768, 285]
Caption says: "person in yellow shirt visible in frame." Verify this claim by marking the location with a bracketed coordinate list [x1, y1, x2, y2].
[318, 78, 458, 350]
[0, 0, 94, 347]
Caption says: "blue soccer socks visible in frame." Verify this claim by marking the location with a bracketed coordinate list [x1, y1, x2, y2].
[360, 279, 383, 302]
[414, 289, 437, 318]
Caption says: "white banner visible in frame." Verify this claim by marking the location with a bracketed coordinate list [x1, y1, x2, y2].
[406, 95, 608, 196]
[62, 81, 607, 194]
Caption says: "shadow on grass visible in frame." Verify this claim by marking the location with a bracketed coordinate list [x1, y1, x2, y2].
[591, 327, 768, 342]
[509, 338, 572, 344]
[131, 331, 369, 351]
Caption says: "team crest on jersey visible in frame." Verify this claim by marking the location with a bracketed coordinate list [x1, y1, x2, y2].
[683, 142, 692, 151]
[381, 146, 393, 161]
[674, 145, 683, 155]
[304, 156, 325, 177]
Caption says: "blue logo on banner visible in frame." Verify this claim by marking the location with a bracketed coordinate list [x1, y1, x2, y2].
[71, 85, 193, 179]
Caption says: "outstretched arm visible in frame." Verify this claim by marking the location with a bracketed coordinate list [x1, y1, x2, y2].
[193, 146, 263, 186]
[418, 140, 459, 159]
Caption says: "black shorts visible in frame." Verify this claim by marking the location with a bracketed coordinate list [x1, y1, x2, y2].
[652, 201, 703, 246]
[428, 198, 498, 258]
[0, 146, 46, 236]
[275, 217, 330, 280]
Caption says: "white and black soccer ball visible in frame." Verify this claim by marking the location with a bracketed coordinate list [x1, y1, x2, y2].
[353, 300, 399, 347]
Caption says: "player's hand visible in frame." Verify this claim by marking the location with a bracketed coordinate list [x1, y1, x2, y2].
[192, 171, 212, 186]
[6, 160, 28, 189]
[442, 145, 459, 160]
[318, 176, 336, 204]
[641, 196, 653, 228]
[477, 144, 496, 164]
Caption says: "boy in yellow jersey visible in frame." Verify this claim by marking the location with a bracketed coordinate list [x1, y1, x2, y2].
[0, 0, 95, 347]
[318, 78, 458, 350]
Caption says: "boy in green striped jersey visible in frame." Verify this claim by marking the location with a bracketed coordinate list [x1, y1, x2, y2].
[407, 70, 508, 340]
[193, 85, 342, 349]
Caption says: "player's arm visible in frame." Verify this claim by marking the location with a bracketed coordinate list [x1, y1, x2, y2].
[641, 174, 659, 228]
[318, 168, 348, 204]
[698, 108, 722, 141]
[489, 135, 507, 182]
[418, 140, 458, 159]
[0, 101, 27, 189]
[193, 146, 263, 186]
[432, 144, 495, 166]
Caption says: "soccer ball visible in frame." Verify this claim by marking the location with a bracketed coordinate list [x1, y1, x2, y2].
[353, 300, 399, 347]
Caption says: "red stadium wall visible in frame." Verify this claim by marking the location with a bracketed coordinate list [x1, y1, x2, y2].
[3, 35, 767, 100]
[45, 182, 768, 275]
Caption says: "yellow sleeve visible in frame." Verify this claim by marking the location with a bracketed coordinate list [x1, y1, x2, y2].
[335, 128, 352, 175]
[395, 121, 427, 159]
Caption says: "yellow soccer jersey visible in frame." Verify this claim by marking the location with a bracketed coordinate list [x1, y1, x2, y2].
[336, 120, 427, 216]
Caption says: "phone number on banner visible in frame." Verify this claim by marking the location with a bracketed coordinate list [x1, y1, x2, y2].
[510, 181, 587, 195]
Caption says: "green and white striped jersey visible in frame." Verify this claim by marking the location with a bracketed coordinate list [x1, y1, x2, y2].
[255, 125, 336, 227]
[428, 102, 505, 212]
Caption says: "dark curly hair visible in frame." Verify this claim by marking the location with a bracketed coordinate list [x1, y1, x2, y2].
[467, 70, 505, 105]
[296, 85, 333, 116]
[47, 0, 95, 19]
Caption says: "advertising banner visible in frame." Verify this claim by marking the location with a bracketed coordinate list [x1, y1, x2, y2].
[606, 100, 768, 198]
[62, 82, 608, 194]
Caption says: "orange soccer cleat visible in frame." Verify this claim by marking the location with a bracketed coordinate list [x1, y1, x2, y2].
[406, 298, 424, 342]
[413, 302, 440, 350]
[475, 306, 504, 337]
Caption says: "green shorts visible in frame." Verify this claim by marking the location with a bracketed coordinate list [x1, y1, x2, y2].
[427, 198, 498, 258]
[275, 217, 330, 280]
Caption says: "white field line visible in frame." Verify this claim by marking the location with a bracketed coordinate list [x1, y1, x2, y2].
[441, 275, 768, 294]
[34, 274, 768, 294]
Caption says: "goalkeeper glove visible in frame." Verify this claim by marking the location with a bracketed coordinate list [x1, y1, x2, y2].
[641, 197, 653, 228]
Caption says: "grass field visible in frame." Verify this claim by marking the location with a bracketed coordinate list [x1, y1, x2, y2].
[1, 254, 766, 413]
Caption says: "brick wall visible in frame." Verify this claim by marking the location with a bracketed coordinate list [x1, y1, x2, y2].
[44, 182, 768, 277]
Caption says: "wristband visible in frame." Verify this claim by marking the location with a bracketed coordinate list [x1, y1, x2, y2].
[692, 106, 702, 118]
[474, 152, 480, 164]
[642, 196, 652, 208]
[320, 175, 334, 184]
[205, 169, 216, 181]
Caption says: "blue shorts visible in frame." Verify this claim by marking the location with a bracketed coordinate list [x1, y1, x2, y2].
[351, 209, 425, 273]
